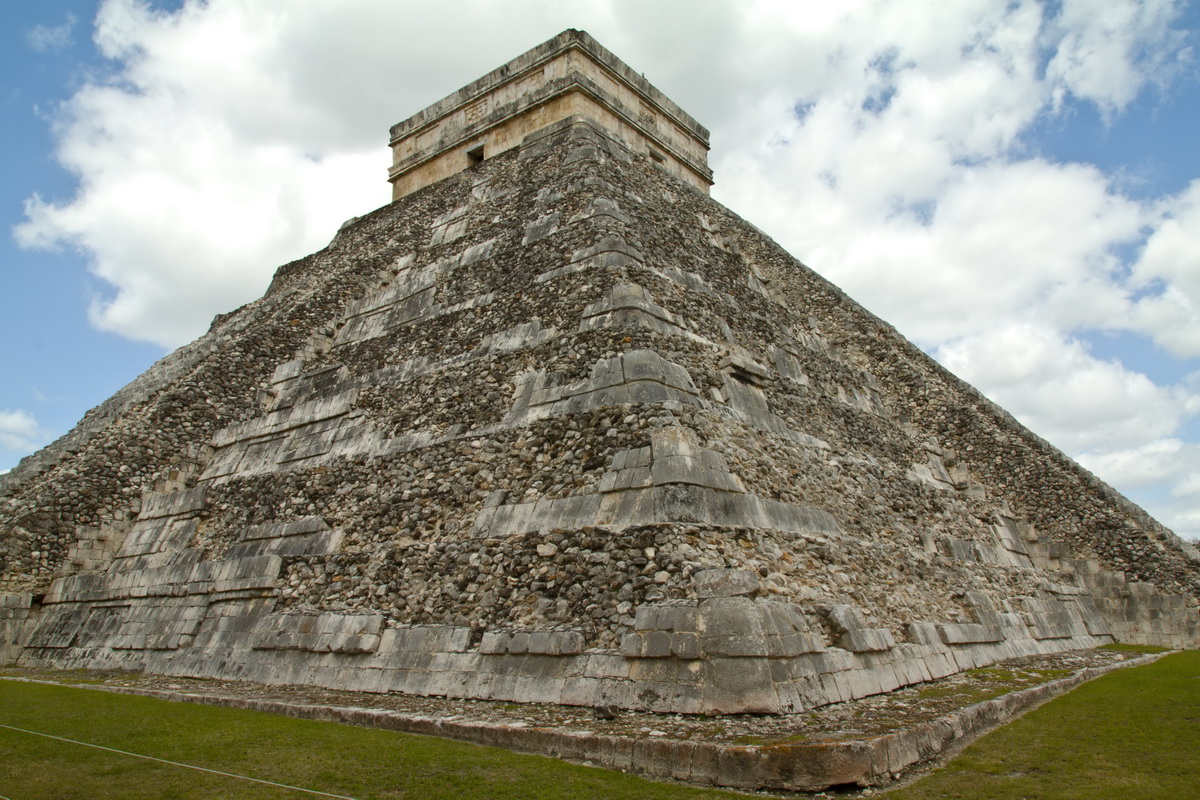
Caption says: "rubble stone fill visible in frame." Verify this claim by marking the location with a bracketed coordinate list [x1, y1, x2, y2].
[2, 30, 1198, 715]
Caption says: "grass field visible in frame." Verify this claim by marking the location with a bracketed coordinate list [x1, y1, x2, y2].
[0, 680, 742, 800]
[888, 649, 1200, 799]
[2, 651, 1196, 799]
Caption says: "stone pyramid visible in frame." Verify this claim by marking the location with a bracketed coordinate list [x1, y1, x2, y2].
[2, 30, 1197, 716]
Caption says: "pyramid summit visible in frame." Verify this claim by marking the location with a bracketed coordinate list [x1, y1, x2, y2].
[2, 29, 1198, 723]
[386, 29, 712, 200]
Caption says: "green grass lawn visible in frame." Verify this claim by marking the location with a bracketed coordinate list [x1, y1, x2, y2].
[4, 651, 1197, 799]
[0, 680, 743, 800]
[888, 649, 1200, 800]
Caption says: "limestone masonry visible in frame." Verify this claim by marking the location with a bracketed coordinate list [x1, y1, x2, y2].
[2, 30, 1198, 716]
[388, 30, 711, 200]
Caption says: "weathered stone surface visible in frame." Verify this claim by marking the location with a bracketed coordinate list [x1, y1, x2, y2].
[694, 569, 759, 599]
[1, 29, 1197, 724]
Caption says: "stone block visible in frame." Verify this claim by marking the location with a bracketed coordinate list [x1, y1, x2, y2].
[335, 632, 376, 655]
[703, 635, 769, 657]
[3, 594, 32, 610]
[1072, 597, 1112, 636]
[825, 604, 869, 635]
[633, 605, 657, 631]
[628, 381, 675, 404]
[963, 592, 1005, 626]
[139, 487, 207, 520]
[661, 361, 698, 393]
[694, 568, 759, 599]
[643, 630, 673, 657]
[762, 601, 809, 635]
[767, 503, 843, 536]
[619, 633, 643, 658]
[582, 653, 630, 679]
[623, 349, 669, 384]
[702, 658, 780, 714]
[546, 630, 584, 655]
[708, 492, 758, 527]
[664, 605, 700, 632]
[838, 628, 895, 653]
[652, 483, 708, 524]
[614, 466, 651, 491]
[768, 632, 823, 657]
[671, 632, 700, 659]
[559, 677, 601, 707]
[699, 597, 764, 639]
[628, 658, 681, 683]
[649, 426, 695, 458]
[636, 603, 699, 632]
[650, 455, 702, 487]
[626, 446, 652, 469]
[937, 622, 1006, 645]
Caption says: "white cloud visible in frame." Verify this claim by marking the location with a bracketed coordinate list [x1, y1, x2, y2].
[26, 13, 78, 53]
[936, 324, 1185, 452]
[1129, 180, 1200, 358]
[0, 410, 46, 453]
[1078, 439, 1200, 540]
[1080, 438, 1192, 490]
[20, 0, 1191, 347]
[11, 0, 1200, 537]
[19, 138, 382, 345]
[1044, 0, 1187, 113]
[14, 0, 599, 346]
[738, 159, 1145, 347]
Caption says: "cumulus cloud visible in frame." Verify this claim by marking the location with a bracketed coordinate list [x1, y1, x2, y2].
[26, 13, 78, 53]
[1079, 438, 1195, 490]
[936, 325, 1185, 452]
[14, 0, 604, 346]
[0, 410, 46, 454]
[1129, 180, 1200, 358]
[1078, 439, 1200, 540]
[18, 0, 1192, 348]
[1043, 0, 1188, 113]
[12, 0, 1199, 536]
[731, 158, 1145, 347]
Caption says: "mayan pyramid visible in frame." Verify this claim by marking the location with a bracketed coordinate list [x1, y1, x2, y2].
[2, 29, 1198, 716]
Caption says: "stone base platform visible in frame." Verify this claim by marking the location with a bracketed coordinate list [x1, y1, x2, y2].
[0, 647, 1161, 794]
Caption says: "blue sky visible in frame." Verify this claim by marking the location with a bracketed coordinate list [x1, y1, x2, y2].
[3, 0, 1199, 539]
[3, 2, 156, 450]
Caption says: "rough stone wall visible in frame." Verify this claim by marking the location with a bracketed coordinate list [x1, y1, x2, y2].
[734, 236, 1200, 599]
[2, 116, 1197, 714]
[0, 172, 442, 593]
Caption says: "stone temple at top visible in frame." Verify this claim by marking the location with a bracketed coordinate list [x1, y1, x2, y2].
[387, 30, 712, 199]
[2, 28, 1198, 733]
